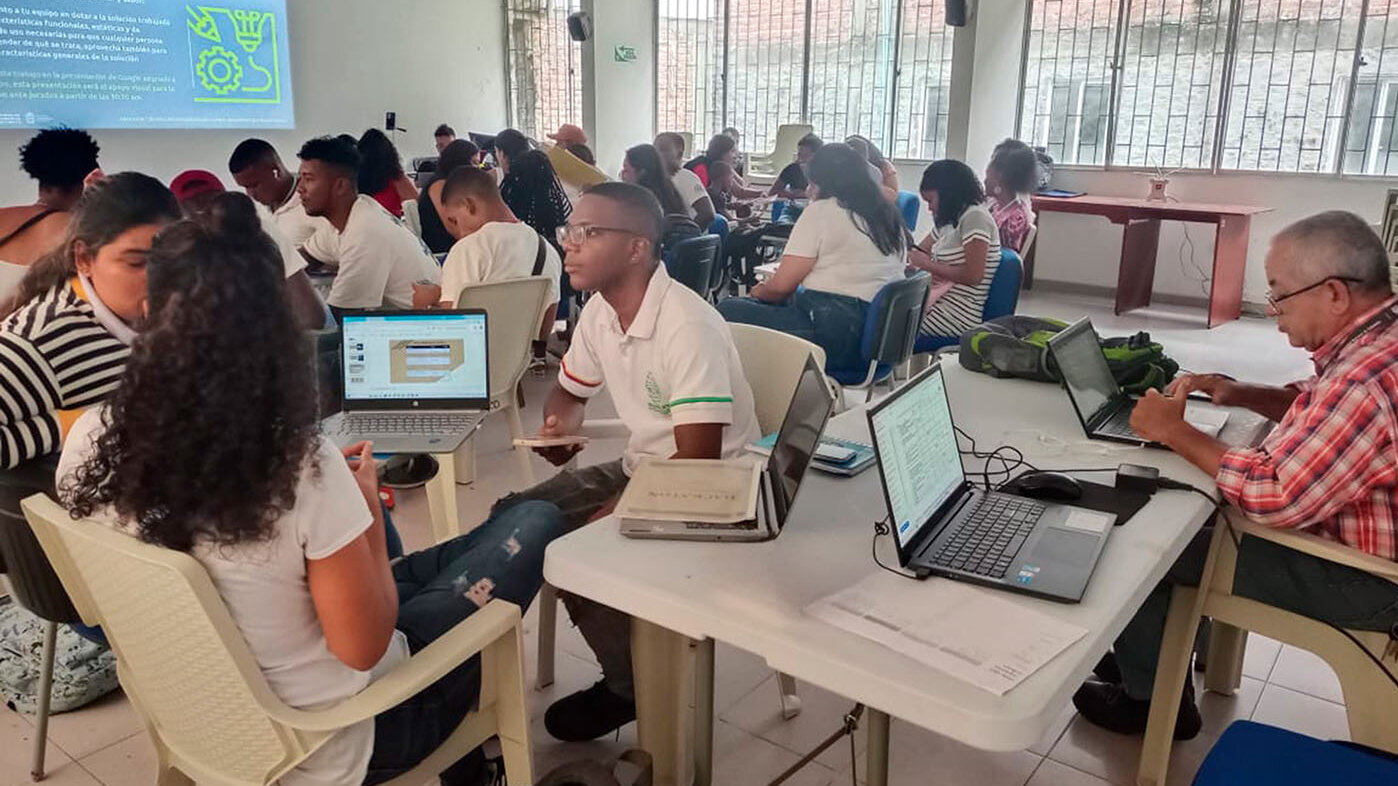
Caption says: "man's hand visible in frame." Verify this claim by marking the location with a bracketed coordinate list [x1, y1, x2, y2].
[1166, 373, 1242, 407]
[412, 283, 442, 309]
[534, 414, 585, 466]
[1130, 389, 1190, 445]
[342, 442, 384, 525]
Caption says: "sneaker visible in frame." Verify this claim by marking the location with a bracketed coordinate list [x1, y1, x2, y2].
[1093, 651, 1122, 684]
[543, 680, 636, 742]
[1072, 678, 1202, 740]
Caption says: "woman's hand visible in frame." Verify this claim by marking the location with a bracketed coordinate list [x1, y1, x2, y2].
[342, 442, 382, 523]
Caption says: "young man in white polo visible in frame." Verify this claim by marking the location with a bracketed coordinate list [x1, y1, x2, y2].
[491, 181, 760, 742]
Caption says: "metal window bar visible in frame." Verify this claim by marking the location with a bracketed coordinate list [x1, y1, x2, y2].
[891, 0, 956, 159]
[1340, 0, 1398, 175]
[657, 0, 726, 145]
[720, 0, 810, 153]
[504, 0, 582, 140]
[806, 0, 901, 154]
[1018, 0, 1121, 165]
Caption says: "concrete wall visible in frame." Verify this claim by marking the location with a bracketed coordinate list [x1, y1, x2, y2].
[581, 0, 656, 177]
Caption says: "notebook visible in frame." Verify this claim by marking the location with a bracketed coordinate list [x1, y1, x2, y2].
[748, 433, 877, 476]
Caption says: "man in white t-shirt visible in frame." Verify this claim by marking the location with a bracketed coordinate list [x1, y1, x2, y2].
[228, 138, 327, 247]
[491, 182, 760, 743]
[654, 131, 716, 227]
[294, 137, 440, 316]
[412, 166, 561, 351]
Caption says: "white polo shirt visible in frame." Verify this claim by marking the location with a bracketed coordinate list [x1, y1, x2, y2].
[439, 220, 561, 306]
[558, 264, 760, 474]
[271, 181, 326, 248]
[303, 195, 440, 310]
[672, 168, 708, 219]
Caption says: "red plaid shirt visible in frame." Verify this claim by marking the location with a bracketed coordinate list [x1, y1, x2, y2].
[1216, 296, 1398, 561]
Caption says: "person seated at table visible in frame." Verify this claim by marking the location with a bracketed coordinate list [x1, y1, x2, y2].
[621, 144, 701, 252]
[1075, 210, 1398, 741]
[419, 139, 481, 254]
[684, 133, 740, 188]
[58, 198, 565, 786]
[356, 129, 419, 219]
[498, 143, 572, 257]
[296, 137, 440, 316]
[413, 166, 561, 358]
[845, 134, 899, 192]
[984, 142, 1039, 255]
[654, 132, 716, 227]
[0, 172, 181, 470]
[0, 129, 101, 293]
[717, 143, 907, 370]
[490, 182, 760, 742]
[433, 123, 456, 154]
[910, 159, 1002, 339]
[769, 133, 823, 200]
[228, 138, 326, 248]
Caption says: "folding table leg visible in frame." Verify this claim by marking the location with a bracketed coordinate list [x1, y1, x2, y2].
[865, 708, 890, 786]
[694, 639, 715, 786]
[632, 619, 694, 786]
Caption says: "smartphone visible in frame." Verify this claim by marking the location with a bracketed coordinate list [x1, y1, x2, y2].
[814, 442, 857, 463]
[512, 436, 591, 448]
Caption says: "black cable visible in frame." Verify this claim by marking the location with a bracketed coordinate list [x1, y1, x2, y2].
[871, 518, 920, 581]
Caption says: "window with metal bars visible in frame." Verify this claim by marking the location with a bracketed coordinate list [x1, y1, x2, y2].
[654, 0, 954, 159]
[1019, 0, 1398, 176]
[504, 0, 583, 141]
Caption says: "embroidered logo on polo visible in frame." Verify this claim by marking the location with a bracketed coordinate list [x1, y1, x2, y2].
[646, 373, 669, 414]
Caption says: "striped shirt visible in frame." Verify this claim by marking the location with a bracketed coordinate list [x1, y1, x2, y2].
[920, 203, 1001, 337]
[0, 280, 129, 468]
[1216, 296, 1398, 561]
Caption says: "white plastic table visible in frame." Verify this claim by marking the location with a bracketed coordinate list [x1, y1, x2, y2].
[543, 362, 1267, 786]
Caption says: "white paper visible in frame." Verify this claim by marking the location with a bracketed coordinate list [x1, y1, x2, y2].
[806, 574, 1088, 695]
[1183, 405, 1229, 437]
[1061, 510, 1113, 534]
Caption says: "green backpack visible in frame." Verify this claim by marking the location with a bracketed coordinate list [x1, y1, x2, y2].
[958, 315, 1179, 394]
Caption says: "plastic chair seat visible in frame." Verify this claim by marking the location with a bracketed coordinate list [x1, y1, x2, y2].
[1193, 721, 1398, 784]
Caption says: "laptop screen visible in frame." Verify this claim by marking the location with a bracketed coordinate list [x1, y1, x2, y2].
[868, 365, 966, 553]
[1050, 319, 1118, 425]
[768, 355, 834, 525]
[341, 311, 489, 406]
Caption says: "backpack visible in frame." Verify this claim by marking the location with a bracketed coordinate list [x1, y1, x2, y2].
[0, 596, 119, 714]
[535, 749, 652, 786]
[958, 315, 1179, 394]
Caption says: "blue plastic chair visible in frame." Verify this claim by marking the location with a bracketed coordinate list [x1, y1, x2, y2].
[896, 191, 920, 231]
[708, 214, 730, 241]
[826, 271, 932, 401]
[912, 248, 1024, 355]
[1193, 721, 1398, 784]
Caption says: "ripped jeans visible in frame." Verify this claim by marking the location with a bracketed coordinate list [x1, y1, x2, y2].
[364, 499, 565, 785]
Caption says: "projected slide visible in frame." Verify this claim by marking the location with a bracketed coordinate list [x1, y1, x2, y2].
[0, 0, 294, 129]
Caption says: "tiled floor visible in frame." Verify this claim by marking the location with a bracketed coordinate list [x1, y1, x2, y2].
[0, 294, 1354, 786]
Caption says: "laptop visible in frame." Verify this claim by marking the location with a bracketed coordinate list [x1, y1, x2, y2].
[866, 363, 1113, 602]
[1046, 318, 1228, 447]
[321, 309, 491, 454]
[620, 353, 833, 542]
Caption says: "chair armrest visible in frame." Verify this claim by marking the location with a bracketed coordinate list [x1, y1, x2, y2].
[1225, 514, 1398, 584]
[262, 601, 522, 732]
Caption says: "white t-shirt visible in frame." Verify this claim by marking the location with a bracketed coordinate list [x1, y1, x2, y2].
[672, 168, 708, 219]
[781, 198, 907, 302]
[271, 184, 326, 248]
[58, 408, 409, 786]
[558, 264, 761, 474]
[302, 195, 440, 310]
[439, 221, 561, 306]
[259, 211, 307, 279]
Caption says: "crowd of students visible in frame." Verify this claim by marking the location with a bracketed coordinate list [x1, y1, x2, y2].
[1, 118, 1393, 786]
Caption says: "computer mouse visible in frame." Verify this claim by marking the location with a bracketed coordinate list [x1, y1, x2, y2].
[1010, 471, 1084, 502]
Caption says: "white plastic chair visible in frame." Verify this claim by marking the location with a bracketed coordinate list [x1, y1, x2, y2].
[452, 277, 552, 490]
[745, 124, 815, 183]
[21, 493, 533, 786]
[399, 199, 422, 239]
[1137, 512, 1398, 786]
[0, 260, 28, 306]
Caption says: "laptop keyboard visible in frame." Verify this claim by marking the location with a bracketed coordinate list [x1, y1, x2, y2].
[340, 413, 476, 435]
[929, 494, 1046, 578]
[1098, 405, 1140, 438]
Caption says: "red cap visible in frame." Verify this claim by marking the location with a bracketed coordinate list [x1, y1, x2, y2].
[169, 169, 226, 202]
[547, 123, 588, 147]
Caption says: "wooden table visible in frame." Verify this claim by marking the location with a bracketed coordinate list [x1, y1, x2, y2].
[1030, 195, 1272, 328]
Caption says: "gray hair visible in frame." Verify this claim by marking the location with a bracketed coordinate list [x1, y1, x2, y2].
[1273, 210, 1391, 294]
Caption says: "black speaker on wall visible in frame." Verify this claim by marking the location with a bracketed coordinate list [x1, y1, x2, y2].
[946, 0, 967, 27]
[567, 11, 592, 41]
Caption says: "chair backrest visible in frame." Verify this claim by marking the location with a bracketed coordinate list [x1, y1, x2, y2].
[399, 199, 422, 239]
[678, 131, 695, 159]
[896, 191, 920, 231]
[0, 260, 28, 305]
[21, 494, 323, 785]
[982, 248, 1023, 321]
[728, 324, 828, 434]
[453, 277, 552, 405]
[666, 234, 718, 297]
[769, 124, 814, 162]
[1021, 223, 1038, 259]
[705, 218, 730, 299]
[860, 271, 932, 368]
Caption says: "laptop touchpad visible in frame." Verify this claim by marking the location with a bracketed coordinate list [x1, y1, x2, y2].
[1029, 529, 1097, 568]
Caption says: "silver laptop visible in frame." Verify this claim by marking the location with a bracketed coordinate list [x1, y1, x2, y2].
[1046, 318, 1227, 447]
[322, 309, 490, 454]
[621, 353, 833, 542]
[867, 363, 1113, 603]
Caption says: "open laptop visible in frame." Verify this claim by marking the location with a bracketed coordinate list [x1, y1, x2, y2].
[322, 309, 491, 454]
[866, 363, 1113, 602]
[621, 353, 833, 542]
[1046, 318, 1228, 447]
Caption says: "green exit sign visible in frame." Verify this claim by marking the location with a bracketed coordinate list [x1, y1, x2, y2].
[614, 45, 637, 62]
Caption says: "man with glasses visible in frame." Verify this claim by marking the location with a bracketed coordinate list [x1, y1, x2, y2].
[489, 181, 760, 742]
[1074, 210, 1398, 739]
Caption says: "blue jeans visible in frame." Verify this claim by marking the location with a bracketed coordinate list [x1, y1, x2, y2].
[718, 289, 869, 370]
[364, 499, 565, 785]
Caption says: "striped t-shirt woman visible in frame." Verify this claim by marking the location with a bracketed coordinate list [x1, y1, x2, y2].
[919, 203, 1002, 337]
[0, 278, 129, 468]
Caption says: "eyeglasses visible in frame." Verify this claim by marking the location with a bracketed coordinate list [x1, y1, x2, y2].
[1265, 276, 1365, 311]
[555, 224, 637, 247]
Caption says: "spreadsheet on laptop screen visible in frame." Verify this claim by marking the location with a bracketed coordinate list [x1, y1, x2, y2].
[869, 369, 965, 550]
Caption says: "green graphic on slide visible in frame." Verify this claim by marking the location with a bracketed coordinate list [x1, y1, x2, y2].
[186, 5, 282, 104]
